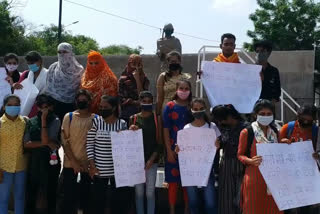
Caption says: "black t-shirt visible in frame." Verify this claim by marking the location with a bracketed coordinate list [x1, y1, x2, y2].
[259, 63, 281, 101]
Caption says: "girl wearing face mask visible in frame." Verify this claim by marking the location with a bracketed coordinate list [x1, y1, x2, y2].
[81, 51, 118, 114]
[156, 51, 191, 115]
[238, 99, 282, 214]
[86, 95, 130, 214]
[61, 89, 96, 214]
[175, 98, 220, 214]
[163, 80, 193, 214]
[0, 95, 28, 214]
[15, 51, 48, 118]
[211, 104, 247, 214]
[129, 91, 163, 214]
[46, 42, 84, 121]
[4, 53, 20, 87]
[23, 94, 61, 214]
[279, 105, 318, 214]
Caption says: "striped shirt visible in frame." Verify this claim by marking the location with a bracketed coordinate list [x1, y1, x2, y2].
[86, 117, 127, 178]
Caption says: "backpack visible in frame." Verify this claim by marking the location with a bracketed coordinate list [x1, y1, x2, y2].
[286, 121, 318, 150]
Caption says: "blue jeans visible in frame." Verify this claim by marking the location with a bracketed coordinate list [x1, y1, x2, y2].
[186, 173, 217, 214]
[135, 164, 158, 214]
[0, 171, 26, 214]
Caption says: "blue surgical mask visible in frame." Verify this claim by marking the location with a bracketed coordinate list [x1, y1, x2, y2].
[28, 64, 40, 72]
[5, 106, 20, 117]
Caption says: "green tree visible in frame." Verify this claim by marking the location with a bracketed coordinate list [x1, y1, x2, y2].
[100, 45, 143, 55]
[0, 0, 32, 56]
[27, 25, 100, 55]
[245, 0, 320, 51]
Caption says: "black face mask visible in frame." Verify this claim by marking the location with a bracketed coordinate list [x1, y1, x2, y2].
[298, 119, 313, 128]
[141, 104, 153, 112]
[77, 101, 88, 110]
[100, 109, 114, 118]
[192, 111, 206, 119]
[169, 63, 181, 71]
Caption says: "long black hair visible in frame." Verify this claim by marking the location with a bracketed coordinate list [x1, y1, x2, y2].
[191, 98, 211, 127]
[172, 80, 192, 103]
[211, 104, 243, 124]
[253, 99, 275, 116]
[100, 95, 120, 118]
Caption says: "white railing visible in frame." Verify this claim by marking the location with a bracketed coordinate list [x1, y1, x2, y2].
[196, 45, 300, 123]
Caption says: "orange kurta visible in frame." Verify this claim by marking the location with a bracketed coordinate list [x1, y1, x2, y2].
[279, 121, 313, 144]
[238, 129, 283, 214]
[214, 52, 241, 63]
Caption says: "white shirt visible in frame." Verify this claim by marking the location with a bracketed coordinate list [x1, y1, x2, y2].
[184, 122, 221, 138]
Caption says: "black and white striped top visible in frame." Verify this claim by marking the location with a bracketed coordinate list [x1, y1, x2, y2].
[86, 117, 127, 178]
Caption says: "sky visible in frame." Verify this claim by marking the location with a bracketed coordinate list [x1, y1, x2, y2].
[15, 0, 259, 54]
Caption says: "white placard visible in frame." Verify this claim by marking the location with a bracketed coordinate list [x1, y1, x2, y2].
[14, 79, 39, 116]
[111, 129, 146, 187]
[201, 61, 262, 113]
[257, 141, 320, 211]
[0, 68, 12, 108]
[177, 127, 216, 187]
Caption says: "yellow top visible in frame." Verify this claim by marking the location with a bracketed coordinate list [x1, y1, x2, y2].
[0, 114, 28, 173]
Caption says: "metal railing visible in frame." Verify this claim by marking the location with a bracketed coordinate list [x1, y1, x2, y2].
[196, 45, 300, 123]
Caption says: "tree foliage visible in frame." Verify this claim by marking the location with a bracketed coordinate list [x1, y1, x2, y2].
[245, 0, 320, 51]
[100, 45, 143, 55]
[0, 0, 31, 55]
[27, 25, 100, 55]
[0, 0, 143, 56]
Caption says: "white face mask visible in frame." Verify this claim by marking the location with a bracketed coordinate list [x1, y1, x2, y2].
[5, 64, 18, 72]
[257, 115, 274, 126]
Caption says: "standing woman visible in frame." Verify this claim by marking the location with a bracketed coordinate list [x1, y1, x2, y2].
[156, 51, 191, 114]
[0, 95, 28, 214]
[3, 53, 20, 87]
[129, 91, 163, 214]
[177, 98, 221, 214]
[15, 51, 48, 118]
[61, 89, 96, 214]
[211, 105, 247, 214]
[45, 42, 84, 121]
[162, 80, 193, 214]
[279, 105, 318, 214]
[237, 99, 282, 214]
[86, 95, 130, 214]
[118, 54, 149, 123]
[24, 94, 61, 214]
[81, 50, 118, 113]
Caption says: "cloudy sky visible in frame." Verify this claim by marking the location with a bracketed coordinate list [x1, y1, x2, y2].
[16, 0, 259, 54]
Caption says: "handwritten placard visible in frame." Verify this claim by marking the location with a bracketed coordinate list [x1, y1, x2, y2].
[201, 61, 262, 113]
[111, 129, 146, 187]
[257, 141, 320, 210]
[177, 127, 216, 187]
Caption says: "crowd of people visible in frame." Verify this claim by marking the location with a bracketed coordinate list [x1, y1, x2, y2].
[0, 31, 319, 214]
